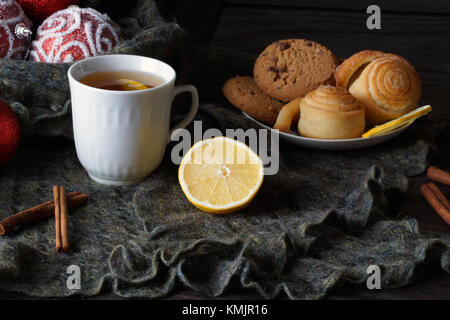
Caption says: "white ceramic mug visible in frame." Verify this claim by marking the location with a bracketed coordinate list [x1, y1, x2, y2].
[68, 54, 198, 186]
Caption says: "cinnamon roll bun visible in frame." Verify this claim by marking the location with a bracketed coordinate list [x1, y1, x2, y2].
[298, 85, 365, 139]
[335, 50, 421, 125]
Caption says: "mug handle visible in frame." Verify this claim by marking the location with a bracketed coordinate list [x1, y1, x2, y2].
[168, 84, 199, 143]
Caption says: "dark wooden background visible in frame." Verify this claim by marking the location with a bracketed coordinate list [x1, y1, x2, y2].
[2, 0, 449, 300]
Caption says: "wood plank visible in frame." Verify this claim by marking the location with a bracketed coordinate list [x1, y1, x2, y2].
[420, 71, 450, 121]
[212, 6, 450, 73]
[226, 0, 450, 14]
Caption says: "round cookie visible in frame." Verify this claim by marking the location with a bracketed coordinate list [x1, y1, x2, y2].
[222, 76, 284, 124]
[254, 39, 338, 102]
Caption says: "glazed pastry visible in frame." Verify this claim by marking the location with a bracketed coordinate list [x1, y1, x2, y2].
[273, 98, 301, 133]
[335, 50, 421, 125]
[298, 85, 365, 139]
[254, 39, 338, 102]
[222, 76, 284, 124]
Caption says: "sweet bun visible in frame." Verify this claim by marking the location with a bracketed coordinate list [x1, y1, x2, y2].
[334, 50, 387, 88]
[273, 98, 301, 133]
[335, 50, 421, 124]
[298, 85, 365, 139]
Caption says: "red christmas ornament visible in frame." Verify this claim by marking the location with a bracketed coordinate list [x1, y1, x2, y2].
[0, 100, 20, 166]
[29, 6, 120, 63]
[17, 0, 79, 22]
[0, 0, 32, 60]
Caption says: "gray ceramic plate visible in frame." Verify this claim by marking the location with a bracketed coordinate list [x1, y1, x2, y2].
[242, 111, 413, 150]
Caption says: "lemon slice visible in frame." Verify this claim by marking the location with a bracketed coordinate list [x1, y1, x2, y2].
[178, 136, 264, 214]
[364, 119, 415, 137]
[362, 105, 432, 138]
[117, 78, 149, 91]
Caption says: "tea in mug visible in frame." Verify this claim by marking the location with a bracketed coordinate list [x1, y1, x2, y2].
[80, 70, 164, 91]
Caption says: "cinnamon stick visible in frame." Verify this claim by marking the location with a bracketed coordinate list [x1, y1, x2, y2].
[427, 183, 450, 211]
[427, 166, 450, 186]
[0, 191, 87, 235]
[420, 183, 450, 226]
[59, 186, 69, 253]
[54, 186, 62, 252]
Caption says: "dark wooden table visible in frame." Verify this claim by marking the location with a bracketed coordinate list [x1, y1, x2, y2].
[1, 0, 449, 300]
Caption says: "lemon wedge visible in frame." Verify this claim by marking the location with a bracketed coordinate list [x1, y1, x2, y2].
[178, 136, 264, 214]
[362, 105, 432, 138]
[117, 79, 149, 91]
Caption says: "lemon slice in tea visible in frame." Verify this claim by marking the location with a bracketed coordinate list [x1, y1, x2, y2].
[117, 78, 149, 91]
